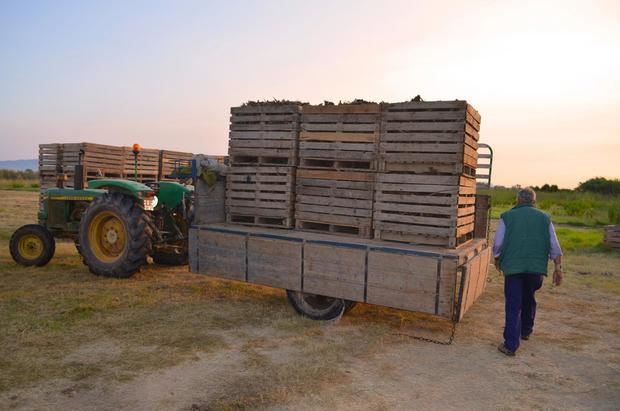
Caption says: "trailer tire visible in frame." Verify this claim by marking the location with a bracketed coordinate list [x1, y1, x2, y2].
[286, 290, 346, 321]
[9, 224, 55, 267]
[79, 192, 151, 278]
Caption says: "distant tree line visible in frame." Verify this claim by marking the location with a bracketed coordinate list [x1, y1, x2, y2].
[0, 169, 39, 180]
[531, 183, 561, 192]
[576, 177, 620, 195]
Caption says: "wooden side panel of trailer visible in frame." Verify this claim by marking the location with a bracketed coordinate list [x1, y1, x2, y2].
[190, 225, 489, 320]
[457, 246, 492, 320]
[303, 243, 366, 301]
[196, 230, 246, 281]
[247, 236, 302, 290]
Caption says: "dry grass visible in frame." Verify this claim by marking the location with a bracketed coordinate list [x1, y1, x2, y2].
[0, 191, 396, 406]
[1, 190, 619, 410]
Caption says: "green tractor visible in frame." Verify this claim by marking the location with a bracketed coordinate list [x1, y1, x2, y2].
[9, 148, 196, 278]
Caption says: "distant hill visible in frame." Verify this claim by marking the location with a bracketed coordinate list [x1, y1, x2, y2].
[0, 159, 38, 171]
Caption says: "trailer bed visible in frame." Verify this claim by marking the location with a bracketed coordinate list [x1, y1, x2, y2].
[189, 224, 491, 321]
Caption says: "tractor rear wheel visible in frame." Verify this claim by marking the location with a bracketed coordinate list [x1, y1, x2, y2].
[79, 192, 151, 278]
[286, 290, 346, 321]
[9, 224, 55, 266]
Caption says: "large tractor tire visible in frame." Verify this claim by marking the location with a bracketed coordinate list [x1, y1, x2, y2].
[286, 290, 347, 321]
[9, 224, 55, 267]
[78, 192, 152, 278]
[152, 251, 188, 266]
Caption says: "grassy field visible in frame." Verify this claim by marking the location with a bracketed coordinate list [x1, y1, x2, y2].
[0, 190, 618, 410]
[480, 188, 620, 253]
[0, 179, 39, 191]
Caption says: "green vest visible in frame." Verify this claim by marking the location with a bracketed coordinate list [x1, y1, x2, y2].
[500, 204, 551, 276]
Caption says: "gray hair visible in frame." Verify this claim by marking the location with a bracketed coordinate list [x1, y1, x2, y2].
[517, 187, 536, 204]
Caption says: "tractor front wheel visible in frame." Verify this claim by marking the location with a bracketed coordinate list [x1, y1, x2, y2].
[79, 192, 151, 278]
[9, 224, 55, 266]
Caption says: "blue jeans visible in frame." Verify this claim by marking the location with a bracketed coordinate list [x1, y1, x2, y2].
[503, 273, 544, 352]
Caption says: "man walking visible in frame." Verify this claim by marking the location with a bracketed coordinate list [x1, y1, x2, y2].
[493, 187, 563, 356]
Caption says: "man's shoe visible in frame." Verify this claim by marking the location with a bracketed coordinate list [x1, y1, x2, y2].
[498, 343, 516, 356]
[521, 334, 531, 341]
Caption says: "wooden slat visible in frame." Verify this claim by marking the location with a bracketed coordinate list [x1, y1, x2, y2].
[301, 103, 380, 114]
[303, 243, 366, 301]
[248, 237, 302, 290]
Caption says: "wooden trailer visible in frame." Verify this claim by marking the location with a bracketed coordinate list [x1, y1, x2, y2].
[188, 223, 491, 321]
[189, 99, 491, 322]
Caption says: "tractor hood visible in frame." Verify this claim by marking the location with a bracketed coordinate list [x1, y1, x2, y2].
[87, 179, 154, 196]
[45, 187, 106, 200]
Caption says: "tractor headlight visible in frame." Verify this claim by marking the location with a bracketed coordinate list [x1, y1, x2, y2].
[143, 195, 158, 211]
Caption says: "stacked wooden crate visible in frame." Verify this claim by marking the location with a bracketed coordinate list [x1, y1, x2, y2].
[38, 144, 63, 192]
[374, 100, 480, 247]
[159, 150, 194, 180]
[604, 225, 620, 249]
[295, 103, 380, 237]
[122, 146, 159, 182]
[39, 143, 125, 190]
[37, 143, 216, 196]
[226, 103, 301, 228]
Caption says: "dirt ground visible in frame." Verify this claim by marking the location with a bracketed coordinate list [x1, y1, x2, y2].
[1, 190, 619, 410]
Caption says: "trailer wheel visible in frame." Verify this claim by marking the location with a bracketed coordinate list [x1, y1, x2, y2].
[79, 192, 151, 278]
[9, 224, 55, 267]
[286, 290, 346, 321]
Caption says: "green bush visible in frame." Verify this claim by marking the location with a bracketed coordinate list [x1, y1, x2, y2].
[577, 177, 620, 195]
[609, 205, 620, 224]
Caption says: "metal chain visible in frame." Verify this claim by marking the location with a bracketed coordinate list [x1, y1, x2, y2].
[394, 320, 458, 345]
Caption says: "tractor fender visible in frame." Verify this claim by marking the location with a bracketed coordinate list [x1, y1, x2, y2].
[87, 179, 154, 201]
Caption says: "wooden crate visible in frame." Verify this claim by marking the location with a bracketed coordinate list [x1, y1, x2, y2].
[190, 224, 491, 320]
[226, 166, 295, 228]
[373, 174, 476, 247]
[159, 150, 194, 180]
[62, 143, 125, 178]
[122, 146, 159, 182]
[299, 103, 380, 171]
[474, 194, 491, 238]
[38, 144, 62, 177]
[295, 169, 375, 238]
[229, 104, 300, 166]
[194, 179, 226, 225]
[604, 225, 620, 250]
[38, 143, 125, 196]
[379, 101, 480, 176]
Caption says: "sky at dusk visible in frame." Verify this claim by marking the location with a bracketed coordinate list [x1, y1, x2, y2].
[1, 0, 618, 188]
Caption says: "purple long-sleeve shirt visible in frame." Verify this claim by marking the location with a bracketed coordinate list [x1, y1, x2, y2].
[493, 219, 563, 259]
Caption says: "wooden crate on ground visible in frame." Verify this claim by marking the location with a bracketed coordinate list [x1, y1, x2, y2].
[379, 100, 480, 175]
[373, 174, 476, 248]
[295, 169, 375, 238]
[228, 104, 301, 166]
[604, 225, 620, 250]
[299, 103, 380, 171]
[226, 166, 295, 228]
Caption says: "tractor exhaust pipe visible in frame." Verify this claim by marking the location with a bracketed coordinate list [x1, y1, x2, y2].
[74, 164, 84, 190]
[74, 149, 85, 190]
